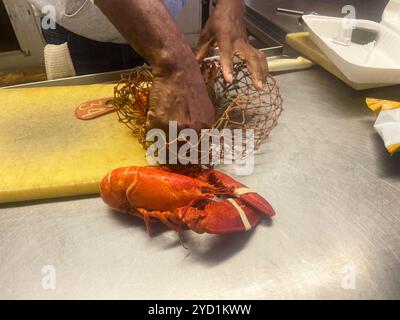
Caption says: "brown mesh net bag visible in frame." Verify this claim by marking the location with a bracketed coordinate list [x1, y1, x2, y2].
[113, 60, 283, 163]
[114, 66, 153, 146]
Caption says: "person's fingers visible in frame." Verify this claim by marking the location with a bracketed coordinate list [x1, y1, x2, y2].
[195, 38, 212, 61]
[258, 49, 268, 78]
[241, 46, 268, 89]
[219, 39, 234, 84]
[195, 27, 213, 61]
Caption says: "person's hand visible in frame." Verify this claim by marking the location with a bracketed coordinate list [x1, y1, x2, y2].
[196, 0, 268, 89]
[146, 52, 215, 134]
[95, 0, 215, 134]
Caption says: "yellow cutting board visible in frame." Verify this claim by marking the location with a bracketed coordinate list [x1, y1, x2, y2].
[286, 32, 390, 90]
[0, 84, 148, 204]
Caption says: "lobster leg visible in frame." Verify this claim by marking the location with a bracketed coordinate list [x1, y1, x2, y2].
[134, 209, 154, 235]
[136, 208, 183, 233]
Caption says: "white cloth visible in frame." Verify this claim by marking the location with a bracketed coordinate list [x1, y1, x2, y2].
[27, 0, 186, 44]
[44, 42, 76, 79]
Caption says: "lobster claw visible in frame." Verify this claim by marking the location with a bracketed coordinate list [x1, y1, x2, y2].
[233, 189, 276, 218]
[181, 199, 260, 234]
[199, 170, 276, 218]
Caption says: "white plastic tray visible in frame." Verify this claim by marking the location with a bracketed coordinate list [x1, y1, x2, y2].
[302, 0, 400, 84]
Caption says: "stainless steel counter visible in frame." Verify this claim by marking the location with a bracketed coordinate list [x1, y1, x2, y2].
[1, 67, 400, 299]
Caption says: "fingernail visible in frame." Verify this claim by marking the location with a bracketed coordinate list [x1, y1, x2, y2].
[257, 81, 264, 89]
[227, 73, 233, 83]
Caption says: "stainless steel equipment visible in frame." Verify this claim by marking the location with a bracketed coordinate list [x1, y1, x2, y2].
[1, 67, 399, 299]
[0, 0, 44, 70]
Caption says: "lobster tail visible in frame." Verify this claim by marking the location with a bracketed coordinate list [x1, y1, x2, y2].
[99, 167, 136, 213]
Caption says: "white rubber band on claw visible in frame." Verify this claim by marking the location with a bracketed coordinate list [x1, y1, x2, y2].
[234, 188, 254, 196]
[227, 199, 252, 231]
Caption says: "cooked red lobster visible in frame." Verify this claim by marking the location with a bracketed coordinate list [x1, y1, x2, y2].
[99, 166, 275, 234]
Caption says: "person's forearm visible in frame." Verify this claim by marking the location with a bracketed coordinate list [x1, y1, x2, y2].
[216, 0, 245, 11]
[216, 0, 244, 7]
[94, 0, 194, 75]
[214, 0, 245, 27]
